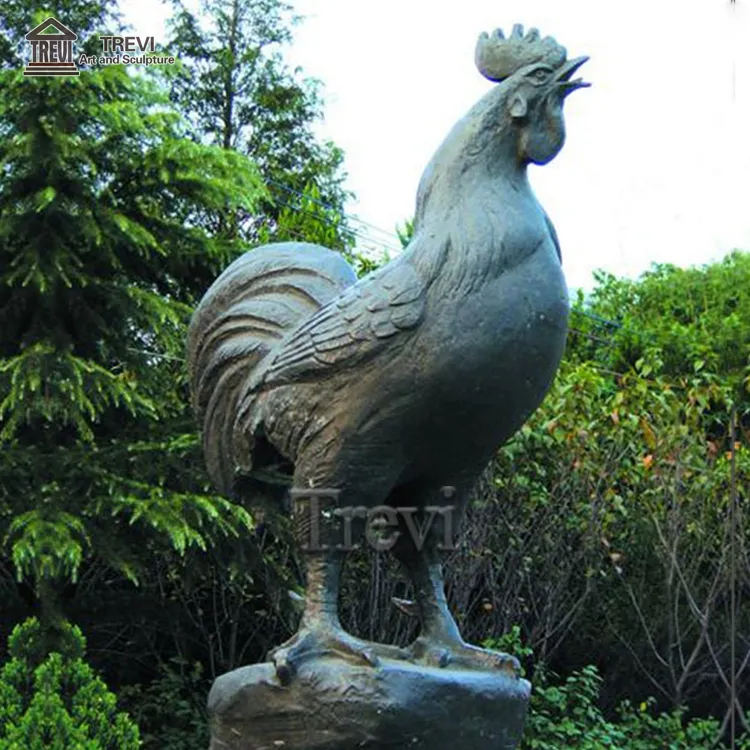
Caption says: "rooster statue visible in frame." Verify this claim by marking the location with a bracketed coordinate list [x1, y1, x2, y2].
[188, 25, 588, 686]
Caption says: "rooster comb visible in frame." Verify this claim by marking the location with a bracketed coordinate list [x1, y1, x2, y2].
[475, 25, 568, 83]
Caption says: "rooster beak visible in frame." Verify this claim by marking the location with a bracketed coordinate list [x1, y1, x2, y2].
[555, 56, 590, 97]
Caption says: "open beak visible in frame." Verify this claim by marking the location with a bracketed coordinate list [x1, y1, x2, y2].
[555, 56, 590, 97]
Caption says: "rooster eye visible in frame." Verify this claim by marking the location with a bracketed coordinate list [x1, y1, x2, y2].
[532, 68, 551, 83]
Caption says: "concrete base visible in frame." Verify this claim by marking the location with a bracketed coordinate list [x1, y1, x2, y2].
[208, 656, 530, 750]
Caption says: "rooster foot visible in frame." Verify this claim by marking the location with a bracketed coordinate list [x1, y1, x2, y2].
[409, 636, 521, 677]
[267, 626, 411, 685]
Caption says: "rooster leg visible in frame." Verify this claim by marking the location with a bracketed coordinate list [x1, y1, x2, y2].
[269, 548, 410, 685]
[398, 544, 520, 677]
[269, 550, 364, 682]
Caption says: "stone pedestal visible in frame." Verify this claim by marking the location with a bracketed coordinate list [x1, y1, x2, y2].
[208, 656, 530, 750]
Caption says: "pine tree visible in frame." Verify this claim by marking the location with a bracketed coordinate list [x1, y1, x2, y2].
[0, 618, 141, 749]
[0, 0, 264, 640]
[166, 0, 353, 248]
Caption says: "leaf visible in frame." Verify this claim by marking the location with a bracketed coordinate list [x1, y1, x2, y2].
[34, 186, 57, 212]
[640, 418, 657, 450]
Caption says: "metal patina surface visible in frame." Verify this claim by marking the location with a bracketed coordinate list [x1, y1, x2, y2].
[188, 23, 588, 750]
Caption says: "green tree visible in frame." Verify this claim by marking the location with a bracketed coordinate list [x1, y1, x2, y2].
[260, 182, 353, 250]
[166, 0, 352, 246]
[0, 0, 264, 644]
[568, 252, 750, 411]
[0, 618, 140, 749]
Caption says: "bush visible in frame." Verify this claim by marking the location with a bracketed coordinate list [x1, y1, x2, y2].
[0, 618, 140, 750]
[118, 658, 209, 750]
[484, 628, 749, 750]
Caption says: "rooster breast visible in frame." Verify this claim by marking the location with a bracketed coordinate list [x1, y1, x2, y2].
[359, 227, 568, 485]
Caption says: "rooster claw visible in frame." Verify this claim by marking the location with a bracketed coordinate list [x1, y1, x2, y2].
[267, 625, 409, 684]
[409, 636, 520, 677]
[273, 646, 375, 686]
[273, 654, 296, 686]
[424, 645, 451, 669]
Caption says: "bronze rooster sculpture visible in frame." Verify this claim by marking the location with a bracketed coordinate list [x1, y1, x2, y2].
[188, 25, 588, 686]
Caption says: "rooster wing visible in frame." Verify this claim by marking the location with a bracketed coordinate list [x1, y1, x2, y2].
[256, 261, 426, 388]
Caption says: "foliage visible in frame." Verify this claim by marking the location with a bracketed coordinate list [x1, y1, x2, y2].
[524, 666, 731, 750]
[0, 0, 263, 641]
[484, 629, 749, 750]
[481, 356, 748, 716]
[483, 254, 750, 732]
[0, 618, 140, 749]
[396, 218, 414, 249]
[568, 252, 750, 412]
[257, 181, 354, 251]
[118, 658, 209, 750]
[166, 0, 352, 246]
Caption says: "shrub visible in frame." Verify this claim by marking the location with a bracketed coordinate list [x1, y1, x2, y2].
[484, 628, 748, 750]
[0, 618, 140, 749]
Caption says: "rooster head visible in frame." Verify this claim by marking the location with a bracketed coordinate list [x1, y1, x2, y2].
[475, 25, 589, 165]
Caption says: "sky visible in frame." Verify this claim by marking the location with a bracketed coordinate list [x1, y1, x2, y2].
[123, 0, 750, 293]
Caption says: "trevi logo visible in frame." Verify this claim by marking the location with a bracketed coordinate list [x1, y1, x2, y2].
[24, 17, 79, 76]
[23, 17, 176, 76]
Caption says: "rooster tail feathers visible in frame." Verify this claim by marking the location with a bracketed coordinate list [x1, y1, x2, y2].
[187, 242, 357, 495]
